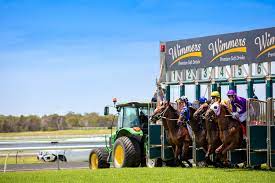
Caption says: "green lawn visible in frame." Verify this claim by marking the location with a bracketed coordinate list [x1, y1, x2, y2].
[0, 155, 40, 165]
[0, 168, 274, 183]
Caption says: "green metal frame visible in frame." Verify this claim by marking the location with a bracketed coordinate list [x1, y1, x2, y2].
[166, 78, 275, 101]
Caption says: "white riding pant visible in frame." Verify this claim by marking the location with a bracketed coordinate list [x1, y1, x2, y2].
[239, 112, 247, 123]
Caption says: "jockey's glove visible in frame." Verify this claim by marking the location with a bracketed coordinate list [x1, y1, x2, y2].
[231, 112, 240, 120]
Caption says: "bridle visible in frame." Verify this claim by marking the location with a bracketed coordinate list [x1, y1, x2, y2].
[151, 104, 178, 122]
[194, 105, 208, 120]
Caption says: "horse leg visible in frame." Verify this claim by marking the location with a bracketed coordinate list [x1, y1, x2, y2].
[174, 145, 184, 167]
[205, 144, 212, 158]
[221, 142, 236, 155]
[215, 144, 224, 154]
[183, 141, 192, 167]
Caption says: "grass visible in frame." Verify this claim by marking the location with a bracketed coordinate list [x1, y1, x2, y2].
[0, 129, 115, 138]
[0, 156, 40, 165]
[0, 168, 274, 183]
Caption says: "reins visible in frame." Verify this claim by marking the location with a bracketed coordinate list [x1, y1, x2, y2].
[159, 105, 179, 121]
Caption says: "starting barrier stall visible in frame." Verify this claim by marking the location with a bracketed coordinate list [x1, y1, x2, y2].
[270, 99, 275, 168]
[247, 99, 268, 167]
[246, 98, 275, 169]
[148, 124, 174, 161]
[149, 99, 275, 168]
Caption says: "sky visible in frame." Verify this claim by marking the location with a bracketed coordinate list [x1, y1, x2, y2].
[0, 0, 275, 116]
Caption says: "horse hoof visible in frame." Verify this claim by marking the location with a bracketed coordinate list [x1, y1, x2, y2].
[181, 164, 186, 168]
[252, 164, 261, 170]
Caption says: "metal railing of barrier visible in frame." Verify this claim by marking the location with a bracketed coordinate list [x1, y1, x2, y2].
[246, 99, 267, 168]
[246, 98, 275, 169]
[0, 144, 104, 173]
[267, 98, 275, 169]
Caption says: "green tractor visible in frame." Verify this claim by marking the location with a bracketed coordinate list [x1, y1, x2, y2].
[89, 101, 158, 169]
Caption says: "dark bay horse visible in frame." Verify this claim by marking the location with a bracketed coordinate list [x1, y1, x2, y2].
[194, 103, 222, 166]
[151, 102, 192, 167]
[189, 106, 208, 151]
[206, 102, 243, 156]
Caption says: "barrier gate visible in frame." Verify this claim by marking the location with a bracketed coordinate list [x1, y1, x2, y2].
[247, 98, 275, 169]
[148, 99, 275, 168]
[148, 103, 192, 163]
[270, 99, 275, 168]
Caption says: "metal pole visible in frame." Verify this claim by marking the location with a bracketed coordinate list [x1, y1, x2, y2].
[16, 151, 18, 164]
[192, 135, 196, 166]
[267, 98, 272, 169]
[196, 84, 200, 100]
[246, 99, 251, 168]
[3, 152, 10, 173]
[211, 83, 217, 92]
[180, 84, 185, 96]
[57, 152, 60, 170]
[166, 85, 170, 102]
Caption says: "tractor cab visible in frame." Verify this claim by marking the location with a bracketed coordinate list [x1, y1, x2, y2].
[92, 101, 157, 169]
[115, 102, 151, 132]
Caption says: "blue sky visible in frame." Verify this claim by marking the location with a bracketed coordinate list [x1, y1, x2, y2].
[0, 0, 275, 116]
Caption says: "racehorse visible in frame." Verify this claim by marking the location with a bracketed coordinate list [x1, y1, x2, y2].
[194, 103, 222, 166]
[189, 106, 208, 151]
[150, 101, 192, 167]
[206, 102, 243, 157]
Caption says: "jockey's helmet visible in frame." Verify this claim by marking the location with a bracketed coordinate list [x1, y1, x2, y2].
[176, 96, 188, 103]
[199, 97, 207, 104]
[211, 91, 220, 98]
[227, 89, 237, 96]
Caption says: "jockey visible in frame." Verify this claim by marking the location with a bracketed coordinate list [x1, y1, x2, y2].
[227, 89, 247, 123]
[176, 96, 191, 126]
[199, 97, 207, 105]
[210, 91, 221, 104]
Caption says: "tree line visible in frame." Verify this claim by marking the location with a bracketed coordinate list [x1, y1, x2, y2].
[0, 112, 117, 133]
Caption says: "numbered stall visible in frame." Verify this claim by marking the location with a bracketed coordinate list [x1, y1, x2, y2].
[246, 99, 269, 168]
[269, 98, 275, 169]
[157, 27, 275, 166]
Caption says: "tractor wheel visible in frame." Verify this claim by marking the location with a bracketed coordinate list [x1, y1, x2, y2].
[89, 148, 110, 170]
[113, 136, 141, 168]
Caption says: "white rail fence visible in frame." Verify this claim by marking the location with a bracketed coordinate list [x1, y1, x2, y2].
[0, 140, 105, 173]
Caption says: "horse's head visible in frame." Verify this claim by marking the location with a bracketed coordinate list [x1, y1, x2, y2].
[150, 101, 169, 123]
[205, 102, 220, 121]
[193, 103, 209, 120]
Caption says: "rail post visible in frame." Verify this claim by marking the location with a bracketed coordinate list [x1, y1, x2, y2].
[3, 152, 10, 173]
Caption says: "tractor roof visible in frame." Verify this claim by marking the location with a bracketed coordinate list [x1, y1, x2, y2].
[116, 102, 155, 108]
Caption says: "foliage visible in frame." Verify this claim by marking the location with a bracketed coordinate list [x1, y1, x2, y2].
[0, 113, 117, 133]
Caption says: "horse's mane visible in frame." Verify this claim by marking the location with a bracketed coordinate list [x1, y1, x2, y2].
[165, 103, 179, 119]
[189, 106, 197, 114]
[168, 103, 178, 113]
[219, 103, 240, 123]
[220, 103, 232, 115]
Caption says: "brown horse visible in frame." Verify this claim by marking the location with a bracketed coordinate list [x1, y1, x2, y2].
[203, 103, 222, 159]
[193, 103, 222, 166]
[151, 101, 192, 167]
[189, 106, 208, 151]
[206, 102, 243, 156]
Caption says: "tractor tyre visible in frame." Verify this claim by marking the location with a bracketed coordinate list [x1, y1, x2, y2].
[89, 148, 110, 170]
[113, 136, 141, 168]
